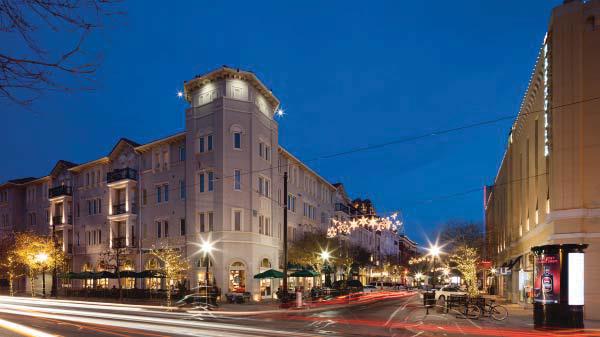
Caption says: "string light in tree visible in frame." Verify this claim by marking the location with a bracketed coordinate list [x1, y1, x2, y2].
[327, 212, 403, 238]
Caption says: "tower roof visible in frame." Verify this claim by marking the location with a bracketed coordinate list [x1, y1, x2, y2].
[183, 66, 280, 110]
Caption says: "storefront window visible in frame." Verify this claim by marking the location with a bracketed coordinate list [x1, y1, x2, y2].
[122, 260, 135, 289]
[146, 258, 162, 290]
[229, 261, 246, 293]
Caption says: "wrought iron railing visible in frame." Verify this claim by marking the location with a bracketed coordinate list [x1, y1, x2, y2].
[106, 168, 138, 183]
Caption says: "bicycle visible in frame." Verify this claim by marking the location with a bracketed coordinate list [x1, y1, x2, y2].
[480, 300, 508, 321]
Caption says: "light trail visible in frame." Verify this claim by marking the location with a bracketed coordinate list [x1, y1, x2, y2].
[0, 317, 56, 337]
[0, 302, 315, 337]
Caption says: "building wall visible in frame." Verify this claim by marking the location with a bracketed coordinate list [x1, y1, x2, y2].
[485, 0, 600, 319]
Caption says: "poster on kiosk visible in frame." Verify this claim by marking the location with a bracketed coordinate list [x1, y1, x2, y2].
[533, 253, 560, 304]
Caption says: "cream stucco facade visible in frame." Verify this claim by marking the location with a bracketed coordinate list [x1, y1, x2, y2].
[485, 0, 600, 319]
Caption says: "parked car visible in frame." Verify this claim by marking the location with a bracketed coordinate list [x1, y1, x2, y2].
[434, 285, 467, 306]
[363, 285, 378, 293]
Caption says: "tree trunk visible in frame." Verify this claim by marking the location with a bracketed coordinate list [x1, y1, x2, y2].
[29, 275, 36, 297]
[9, 274, 14, 296]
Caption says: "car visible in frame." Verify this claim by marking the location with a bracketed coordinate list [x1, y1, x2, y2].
[363, 285, 378, 293]
[434, 285, 467, 306]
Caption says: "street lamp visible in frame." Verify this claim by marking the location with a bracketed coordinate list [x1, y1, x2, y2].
[199, 239, 214, 307]
[320, 250, 331, 288]
[35, 252, 49, 298]
[427, 244, 442, 289]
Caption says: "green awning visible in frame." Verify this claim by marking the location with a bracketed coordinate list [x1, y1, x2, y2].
[93, 271, 116, 279]
[254, 269, 284, 279]
[137, 270, 165, 278]
[290, 269, 320, 277]
[116, 270, 137, 278]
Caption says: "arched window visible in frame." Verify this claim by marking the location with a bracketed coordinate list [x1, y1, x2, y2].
[229, 261, 246, 292]
[261, 258, 271, 269]
[146, 258, 160, 270]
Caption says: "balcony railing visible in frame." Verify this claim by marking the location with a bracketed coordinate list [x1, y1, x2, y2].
[52, 215, 73, 225]
[107, 168, 138, 184]
[112, 203, 138, 215]
[48, 185, 72, 198]
[112, 236, 136, 249]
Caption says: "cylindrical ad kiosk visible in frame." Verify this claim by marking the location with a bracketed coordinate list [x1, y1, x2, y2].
[531, 244, 588, 329]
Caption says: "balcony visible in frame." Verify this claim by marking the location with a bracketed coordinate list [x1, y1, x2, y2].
[107, 168, 138, 184]
[112, 203, 138, 215]
[48, 186, 72, 199]
[52, 215, 72, 225]
[113, 236, 137, 249]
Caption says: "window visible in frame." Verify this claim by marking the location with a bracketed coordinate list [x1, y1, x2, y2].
[157, 221, 162, 238]
[180, 219, 186, 236]
[199, 173, 205, 193]
[199, 137, 205, 153]
[265, 146, 270, 162]
[234, 132, 241, 149]
[259, 215, 264, 234]
[163, 184, 169, 202]
[259, 143, 264, 157]
[209, 212, 214, 231]
[265, 217, 271, 236]
[233, 210, 242, 231]
[98, 230, 102, 244]
[258, 177, 264, 195]
[287, 194, 296, 212]
[86, 173, 90, 186]
[88, 200, 92, 215]
[208, 172, 214, 192]
[142, 189, 147, 205]
[179, 145, 186, 161]
[93, 199, 97, 214]
[200, 213, 206, 232]
[164, 221, 169, 237]
[234, 170, 241, 190]
[180, 180, 186, 199]
[207, 134, 213, 151]
[258, 177, 270, 197]
[157, 186, 162, 203]
[76, 232, 80, 246]
[76, 202, 80, 217]
[97, 198, 102, 214]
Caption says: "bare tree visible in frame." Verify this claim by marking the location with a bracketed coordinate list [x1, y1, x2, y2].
[439, 220, 484, 254]
[0, 0, 121, 105]
[99, 237, 127, 301]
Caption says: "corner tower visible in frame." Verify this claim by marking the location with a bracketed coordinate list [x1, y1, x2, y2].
[183, 67, 282, 295]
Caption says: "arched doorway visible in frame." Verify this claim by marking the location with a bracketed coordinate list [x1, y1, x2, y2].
[259, 258, 272, 298]
[145, 258, 161, 290]
[196, 257, 214, 287]
[228, 261, 246, 293]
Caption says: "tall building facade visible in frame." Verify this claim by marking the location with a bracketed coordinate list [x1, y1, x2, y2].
[485, 0, 600, 319]
[0, 67, 408, 298]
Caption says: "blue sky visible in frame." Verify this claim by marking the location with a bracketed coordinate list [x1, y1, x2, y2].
[1, 0, 563, 245]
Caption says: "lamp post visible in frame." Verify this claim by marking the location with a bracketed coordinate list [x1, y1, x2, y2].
[35, 252, 49, 298]
[320, 250, 331, 288]
[428, 244, 441, 289]
[200, 240, 214, 307]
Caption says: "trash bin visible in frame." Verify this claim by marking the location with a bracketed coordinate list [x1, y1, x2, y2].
[423, 291, 436, 313]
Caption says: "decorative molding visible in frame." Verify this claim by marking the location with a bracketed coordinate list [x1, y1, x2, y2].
[548, 208, 600, 221]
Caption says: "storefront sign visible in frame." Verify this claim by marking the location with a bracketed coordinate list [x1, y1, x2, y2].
[534, 254, 560, 304]
[568, 253, 584, 305]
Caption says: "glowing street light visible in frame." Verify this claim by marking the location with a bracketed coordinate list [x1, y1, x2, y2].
[176, 91, 183, 98]
[35, 252, 49, 298]
[427, 243, 443, 289]
[276, 108, 284, 117]
[320, 250, 331, 262]
[199, 239, 215, 307]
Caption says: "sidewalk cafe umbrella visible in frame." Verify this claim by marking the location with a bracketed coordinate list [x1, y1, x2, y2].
[61, 272, 78, 279]
[253, 269, 284, 279]
[117, 270, 137, 278]
[290, 269, 320, 277]
[77, 271, 95, 279]
[93, 271, 116, 279]
[137, 270, 166, 278]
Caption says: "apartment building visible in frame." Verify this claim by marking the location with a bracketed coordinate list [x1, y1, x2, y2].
[485, 0, 600, 319]
[0, 66, 410, 299]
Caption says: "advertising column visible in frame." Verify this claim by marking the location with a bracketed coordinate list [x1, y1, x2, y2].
[531, 244, 587, 329]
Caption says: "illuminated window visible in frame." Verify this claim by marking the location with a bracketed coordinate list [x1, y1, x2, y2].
[234, 170, 241, 190]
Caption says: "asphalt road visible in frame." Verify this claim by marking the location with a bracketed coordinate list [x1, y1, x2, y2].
[0, 294, 590, 337]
